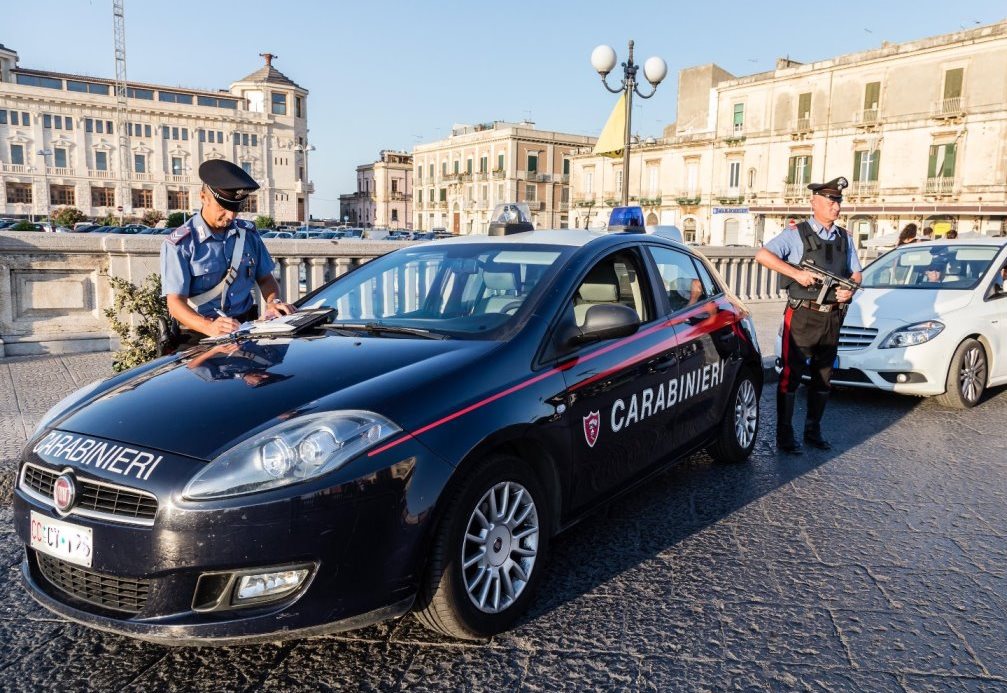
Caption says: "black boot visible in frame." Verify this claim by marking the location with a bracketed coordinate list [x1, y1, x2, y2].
[804, 389, 832, 450]
[776, 392, 802, 454]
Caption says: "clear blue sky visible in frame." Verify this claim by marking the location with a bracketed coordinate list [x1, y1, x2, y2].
[5, 1, 1004, 217]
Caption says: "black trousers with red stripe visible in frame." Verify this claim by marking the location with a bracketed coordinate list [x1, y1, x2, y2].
[778, 304, 843, 394]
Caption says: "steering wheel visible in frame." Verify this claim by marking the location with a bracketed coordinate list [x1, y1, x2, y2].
[499, 300, 524, 315]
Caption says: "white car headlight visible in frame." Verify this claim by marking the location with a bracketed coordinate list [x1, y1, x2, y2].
[879, 321, 945, 349]
[183, 411, 401, 500]
[33, 379, 105, 438]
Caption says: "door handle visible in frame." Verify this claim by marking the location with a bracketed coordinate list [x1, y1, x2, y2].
[686, 312, 711, 326]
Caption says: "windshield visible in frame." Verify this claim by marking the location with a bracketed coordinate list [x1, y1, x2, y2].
[862, 244, 1000, 290]
[301, 242, 573, 338]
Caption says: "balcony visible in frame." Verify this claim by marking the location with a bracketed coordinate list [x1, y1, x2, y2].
[46, 167, 75, 177]
[714, 190, 744, 204]
[925, 176, 955, 196]
[92, 170, 116, 179]
[784, 182, 807, 199]
[167, 174, 195, 184]
[432, 200, 447, 210]
[639, 195, 663, 207]
[295, 180, 315, 194]
[848, 180, 878, 197]
[389, 191, 411, 201]
[558, 201, 570, 212]
[2, 163, 31, 173]
[675, 192, 702, 206]
[132, 172, 155, 182]
[491, 169, 506, 179]
[932, 97, 963, 119]
[853, 108, 879, 127]
[573, 194, 596, 207]
[795, 117, 811, 132]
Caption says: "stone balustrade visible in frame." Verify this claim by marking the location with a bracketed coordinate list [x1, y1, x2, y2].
[0, 231, 784, 357]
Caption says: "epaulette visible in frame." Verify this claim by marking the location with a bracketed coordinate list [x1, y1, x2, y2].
[235, 218, 257, 232]
[166, 225, 193, 246]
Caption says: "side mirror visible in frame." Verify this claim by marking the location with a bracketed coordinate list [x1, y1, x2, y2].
[565, 304, 640, 346]
[986, 280, 1005, 300]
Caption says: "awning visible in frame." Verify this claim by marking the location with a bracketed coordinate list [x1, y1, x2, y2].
[592, 92, 626, 158]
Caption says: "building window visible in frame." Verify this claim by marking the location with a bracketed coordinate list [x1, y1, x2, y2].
[497, 153, 504, 171]
[943, 68, 964, 101]
[9, 111, 18, 126]
[0, 111, 5, 125]
[132, 188, 154, 208]
[134, 154, 145, 173]
[417, 189, 423, 205]
[10, 144, 24, 166]
[66, 117, 73, 131]
[853, 150, 880, 182]
[43, 114, 52, 128]
[391, 179, 399, 193]
[6, 182, 32, 204]
[797, 92, 811, 129]
[480, 156, 488, 173]
[428, 163, 434, 178]
[295, 96, 302, 118]
[182, 128, 188, 141]
[391, 209, 399, 222]
[733, 103, 745, 134]
[158, 90, 193, 105]
[928, 143, 956, 179]
[271, 92, 287, 115]
[585, 169, 594, 194]
[241, 161, 252, 175]
[481, 185, 488, 201]
[91, 186, 115, 206]
[95, 151, 108, 171]
[786, 155, 811, 184]
[127, 87, 154, 100]
[453, 160, 460, 175]
[647, 164, 660, 195]
[171, 157, 183, 175]
[616, 169, 623, 195]
[441, 162, 447, 177]
[728, 161, 741, 189]
[50, 185, 75, 206]
[198, 129, 205, 143]
[439, 188, 446, 202]
[15, 74, 62, 89]
[68, 80, 111, 95]
[525, 184, 537, 202]
[563, 158, 570, 175]
[527, 153, 538, 172]
[54, 148, 67, 168]
[864, 82, 880, 112]
[241, 194, 258, 213]
[466, 158, 473, 174]
[172, 127, 179, 140]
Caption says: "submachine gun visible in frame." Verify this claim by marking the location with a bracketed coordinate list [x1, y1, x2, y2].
[791, 258, 860, 304]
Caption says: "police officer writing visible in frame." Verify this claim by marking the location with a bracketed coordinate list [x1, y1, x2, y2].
[754, 177, 863, 453]
[161, 160, 295, 339]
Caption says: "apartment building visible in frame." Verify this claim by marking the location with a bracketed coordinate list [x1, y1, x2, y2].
[338, 150, 413, 228]
[571, 20, 1007, 246]
[412, 121, 595, 234]
[0, 47, 311, 223]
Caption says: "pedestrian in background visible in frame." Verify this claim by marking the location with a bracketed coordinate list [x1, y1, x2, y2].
[922, 226, 934, 242]
[897, 223, 918, 246]
[946, 228, 959, 239]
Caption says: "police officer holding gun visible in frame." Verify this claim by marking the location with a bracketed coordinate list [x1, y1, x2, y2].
[755, 177, 863, 453]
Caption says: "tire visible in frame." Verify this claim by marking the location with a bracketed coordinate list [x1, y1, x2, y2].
[415, 454, 551, 639]
[706, 369, 760, 463]
[935, 338, 987, 409]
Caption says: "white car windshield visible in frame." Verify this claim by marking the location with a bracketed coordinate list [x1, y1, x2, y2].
[861, 245, 1000, 290]
[301, 243, 572, 338]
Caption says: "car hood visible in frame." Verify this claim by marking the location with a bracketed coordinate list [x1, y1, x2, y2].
[845, 287, 973, 328]
[56, 334, 499, 461]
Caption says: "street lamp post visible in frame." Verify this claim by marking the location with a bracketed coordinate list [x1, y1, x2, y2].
[294, 143, 316, 229]
[36, 148, 53, 229]
[590, 41, 668, 207]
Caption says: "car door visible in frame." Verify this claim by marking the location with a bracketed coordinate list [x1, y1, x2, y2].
[982, 252, 1007, 383]
[546, 246, 680, 513]
[645, 245, 741, 454]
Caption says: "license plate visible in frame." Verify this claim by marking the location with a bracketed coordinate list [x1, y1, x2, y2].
[30, 511, 93, 568]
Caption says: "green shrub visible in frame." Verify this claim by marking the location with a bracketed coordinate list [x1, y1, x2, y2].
[166, 211, 189, 228]
[103, 274, 169, 372]
[11, 220, 39, 231]
[254, 215, 275, 229]
[52, 207, 87, 228]
[142, 210, 165, 227]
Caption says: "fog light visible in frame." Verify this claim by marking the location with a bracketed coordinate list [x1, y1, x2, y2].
[235, 568, 309, 602]
[896, 373, 908, 383]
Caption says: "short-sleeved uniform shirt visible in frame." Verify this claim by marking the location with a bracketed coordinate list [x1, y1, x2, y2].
[160, 214, 276, 318]
[763, 217, 863, 274]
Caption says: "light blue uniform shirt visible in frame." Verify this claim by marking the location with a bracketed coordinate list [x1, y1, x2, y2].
[160, 214, 276, 318]
[763, 218, 863, 273]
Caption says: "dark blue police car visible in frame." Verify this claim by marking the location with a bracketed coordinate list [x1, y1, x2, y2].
[13, 224, 762, 644]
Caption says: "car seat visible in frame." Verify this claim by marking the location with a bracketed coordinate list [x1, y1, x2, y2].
[477, 271, 522, 314]
[943, 261, 963, 283]
[573, 263, 621, 325]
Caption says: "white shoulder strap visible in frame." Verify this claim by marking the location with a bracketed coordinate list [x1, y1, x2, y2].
[187, 227, 247, 310]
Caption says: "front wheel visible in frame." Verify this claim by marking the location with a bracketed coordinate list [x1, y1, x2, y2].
[706, 369, 760, 463]
[415, 455, 551, 639]
[935, 338, 987, 408]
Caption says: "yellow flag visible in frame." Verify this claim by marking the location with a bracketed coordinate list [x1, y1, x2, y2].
[592, 92, 627, 158]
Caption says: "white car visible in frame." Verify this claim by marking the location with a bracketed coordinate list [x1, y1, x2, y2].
[778, 238, 1007, 408]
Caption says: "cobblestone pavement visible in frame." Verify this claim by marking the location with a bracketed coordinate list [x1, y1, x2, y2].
[2, 336, 1006, 691]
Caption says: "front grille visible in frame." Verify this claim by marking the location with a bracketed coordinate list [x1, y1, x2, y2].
[21, 463, 158, 523]
[838, 325, 878, 350]
[831, 367, 872, 384]
[36, 553, 150, 614]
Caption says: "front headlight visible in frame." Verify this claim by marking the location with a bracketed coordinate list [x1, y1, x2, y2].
[183, 411, 401, 500]
[879, 321, 945, 349]
[33, 379, 105, 438]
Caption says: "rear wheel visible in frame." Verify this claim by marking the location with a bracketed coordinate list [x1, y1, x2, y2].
[706, 369, 760, 463]
[935, 338, 987, 408]
[416, 455, 550, 639]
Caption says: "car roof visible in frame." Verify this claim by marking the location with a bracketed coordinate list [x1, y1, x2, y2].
[423, 228, 694, 256]
[915, 238, 1007, 248]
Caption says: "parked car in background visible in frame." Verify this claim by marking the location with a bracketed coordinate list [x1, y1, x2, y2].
[72, 224, 99, 233]
[776, 238, 1007, 408]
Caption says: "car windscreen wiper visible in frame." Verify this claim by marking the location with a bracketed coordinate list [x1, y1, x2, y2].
[322, 322, 449, 340]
